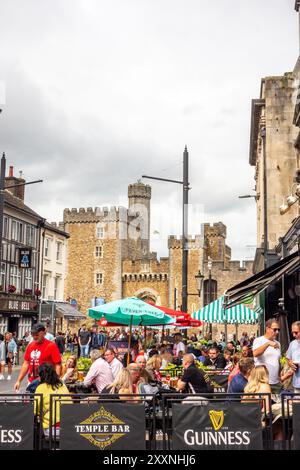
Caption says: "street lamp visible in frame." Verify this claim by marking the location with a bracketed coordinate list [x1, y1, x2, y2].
[195, 270, 204, 298]
[142, 146, 190, 313]
[207, 257, 213, 339]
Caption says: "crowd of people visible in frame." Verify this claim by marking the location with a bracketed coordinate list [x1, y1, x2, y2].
[0, 318, 299, 441]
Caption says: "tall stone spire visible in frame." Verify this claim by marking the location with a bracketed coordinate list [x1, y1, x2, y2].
[128, 181, 151, 258]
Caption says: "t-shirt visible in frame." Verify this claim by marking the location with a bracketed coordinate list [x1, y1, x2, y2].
[173, 342, 185, 357]
[34, 382, 71, 429]
[79, 331, 91, 346]
[181, 364, 209, 394]
[24, 339, 62, 382]
[286, 340, 300, 389]
[253, 336, 281, 385]
[227, 373, 248, 394]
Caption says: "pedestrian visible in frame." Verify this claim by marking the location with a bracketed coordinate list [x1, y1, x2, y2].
[2, 332, 17, 380]
[0, 333, 6, 380]
[78, 324, 91, 358]
[173, 333, 185, 357]
[14, 323, 62, 391]
[286, 321, 300, 393]
[252, 318, 281, 395]
[90, 325, 105, 351]
[55, 331, 65, 355]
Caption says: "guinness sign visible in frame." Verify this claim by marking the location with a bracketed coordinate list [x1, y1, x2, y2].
[172, 402, 263, 450]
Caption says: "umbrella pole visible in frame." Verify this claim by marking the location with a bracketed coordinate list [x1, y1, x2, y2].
[127, 315, 133, 366]
[162, 325, 165, 342]
[144, 326, 147, 349]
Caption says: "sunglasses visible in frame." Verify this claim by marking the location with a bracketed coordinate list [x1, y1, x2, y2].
[271, 328, 280, 332]
[292, 331, 300, 336]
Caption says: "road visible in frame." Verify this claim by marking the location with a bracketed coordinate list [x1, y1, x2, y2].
[0, 367, 27, 393]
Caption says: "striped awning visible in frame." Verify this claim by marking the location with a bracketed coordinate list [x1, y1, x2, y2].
[191, 296, 262, 324]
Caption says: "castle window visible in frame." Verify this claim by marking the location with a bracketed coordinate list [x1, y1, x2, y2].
[96, 225, 105, 239]
[96, 273, 103, 285]
[203, 279, 217, 306]
[95, 246, 103, 258]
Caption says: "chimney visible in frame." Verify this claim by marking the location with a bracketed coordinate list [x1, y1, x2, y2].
[5, 165, 26, 201]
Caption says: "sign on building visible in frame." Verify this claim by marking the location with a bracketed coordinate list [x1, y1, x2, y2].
[18, 248, 32, 268]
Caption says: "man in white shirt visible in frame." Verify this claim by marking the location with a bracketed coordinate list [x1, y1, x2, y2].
[173, 333, 186, 357]
[104, 348, 123, 379]
[286, 321, 300, 393]
[84, 349, 114, 393]
[253, 318, 281, 394]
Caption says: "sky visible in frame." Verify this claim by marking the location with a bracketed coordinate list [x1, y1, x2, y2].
[0, 0, 298, 261]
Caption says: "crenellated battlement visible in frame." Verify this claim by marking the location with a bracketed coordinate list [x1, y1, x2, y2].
[63, 206, 130, 224]
[168, 235, 203, 249]
[203, 222, 227, 239]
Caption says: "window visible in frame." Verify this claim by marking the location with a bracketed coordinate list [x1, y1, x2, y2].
[10, 265, 21, 292]
[42, 274, 49, 299]
[11, 220, 23, 242]
[26, 225, 35, 247]
[95, 246, 103, 258]
[203, 279, 218, 306]
[3, 217, 8, 239]
[56, 241, 62, 262]
[96, 225, 105, 239]
[96, 273, 103, 285]
[54, 277, 61, 300]
[44, 238, 51, 258]
[1, 263, 6, 289]
[24, 269, 32, 290]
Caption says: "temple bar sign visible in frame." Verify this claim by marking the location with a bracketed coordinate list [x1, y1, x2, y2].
[18, 248, 32, 268]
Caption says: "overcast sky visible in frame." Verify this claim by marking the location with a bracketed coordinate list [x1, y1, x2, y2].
[0, 0, 298, 261]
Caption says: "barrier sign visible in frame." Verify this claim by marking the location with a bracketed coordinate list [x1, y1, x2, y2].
[293, 403, 300, 449]
[0, 403, 34, 450]
[172, 402, 263, 450]
[60, 403, 146, 450]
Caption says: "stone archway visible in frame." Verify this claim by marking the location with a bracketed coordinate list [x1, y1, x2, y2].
[134, 287, 161, 306]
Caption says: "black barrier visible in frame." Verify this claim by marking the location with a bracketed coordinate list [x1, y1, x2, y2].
[49, 393, 157, 451]
[160, 393, 273, 451]
[281, 393, 300, 450]
[0, 394, 42, 450]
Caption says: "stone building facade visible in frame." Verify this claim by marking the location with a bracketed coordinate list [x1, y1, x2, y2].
[63, 183, 253, 323]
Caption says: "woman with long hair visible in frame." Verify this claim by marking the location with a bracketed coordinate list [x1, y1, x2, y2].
[101, 369, 138, 401]
[228, 352, 242, 384]
[34, 363, 71, 437]
[146, 355, 162, 381]
[243, 365, 271, 414]
[60, 355, 77, 383]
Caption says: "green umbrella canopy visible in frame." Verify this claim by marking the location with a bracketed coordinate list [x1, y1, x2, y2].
[88, 297, 174, 326]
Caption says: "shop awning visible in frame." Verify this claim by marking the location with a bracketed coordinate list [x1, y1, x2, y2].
[191, 296, 262, 324]
[55, 302, 86, 320]
[224, 251, 300, 309]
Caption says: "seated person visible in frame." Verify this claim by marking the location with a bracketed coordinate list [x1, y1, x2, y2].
[102, 369, 135, 401]
[34, 363, 71, 437]
[198, 346, 209, 364]
[203, 347, 226, 369]
[83, 349, 114, 393]
[224, 349, 233, 369]
[177, 354, 211, 394]
[172, 350, 184, 367]
[227, 357, 254, 395]
[60, 355, 77, 383]
[146, 355, 162, 382]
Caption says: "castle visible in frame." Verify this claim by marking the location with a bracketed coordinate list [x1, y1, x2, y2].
[63, 182, 253, 317]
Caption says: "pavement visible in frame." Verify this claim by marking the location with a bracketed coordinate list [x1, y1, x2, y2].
[0, 367, 27, 394]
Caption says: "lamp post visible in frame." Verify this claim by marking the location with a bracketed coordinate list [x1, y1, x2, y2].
[195, 269, 204, 300]
[142, 146, 190, 314]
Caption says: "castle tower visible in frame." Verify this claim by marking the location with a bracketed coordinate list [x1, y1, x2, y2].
[128, 181, 151, 258]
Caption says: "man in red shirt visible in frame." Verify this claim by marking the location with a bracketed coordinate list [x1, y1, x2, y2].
[14, 323, 62, 391]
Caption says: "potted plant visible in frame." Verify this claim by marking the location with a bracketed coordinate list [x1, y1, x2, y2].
[24, 288, 33, 296]
[8, 285, 16, 293]
[34, 288, 41, 298]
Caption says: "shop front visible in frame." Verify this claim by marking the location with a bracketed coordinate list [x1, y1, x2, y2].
[0, 296, 38, 337]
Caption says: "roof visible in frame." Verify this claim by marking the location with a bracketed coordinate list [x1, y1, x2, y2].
[4, 190, 43, 220]
[44, 221, 69, 238]
[41, 302, 86, 320]
[249, 99, 265, 166]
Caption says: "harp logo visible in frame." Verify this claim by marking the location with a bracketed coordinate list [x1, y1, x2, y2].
[209, 410, 224, 431]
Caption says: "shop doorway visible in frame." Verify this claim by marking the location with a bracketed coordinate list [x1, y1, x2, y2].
[8, 317, 19, 336]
